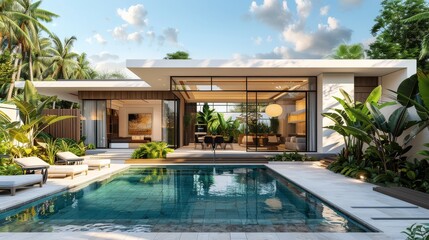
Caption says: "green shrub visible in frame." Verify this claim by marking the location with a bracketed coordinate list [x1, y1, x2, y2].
[131, 142, 174, 159]
[56, 138, 86, 156]
[0, 158, 21, 175]
[268, 151, 316, 162]
[402, 223, 429, 240]
[86, 143, 96, 150]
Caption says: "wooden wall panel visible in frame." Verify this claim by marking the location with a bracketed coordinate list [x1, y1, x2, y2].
[42, 109, 81, 141]
[354, 77, 378, 102]
[78, 91, 177, 100]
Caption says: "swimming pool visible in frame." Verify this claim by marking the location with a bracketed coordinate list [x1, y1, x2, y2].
[0, 165, 373, 232]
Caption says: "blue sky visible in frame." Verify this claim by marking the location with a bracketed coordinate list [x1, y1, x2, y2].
[41, 0, 380, 77]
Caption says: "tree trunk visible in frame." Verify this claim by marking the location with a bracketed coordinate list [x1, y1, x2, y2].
[70, 102, 74, 109]
[6, 45, 21, 101]
[29, 50, 34, 82]
[52, 101, 56, 109]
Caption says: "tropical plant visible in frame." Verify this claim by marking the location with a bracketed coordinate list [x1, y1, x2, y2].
[45, 35, 78, 79]
[0, 157, 21, 175]
[196, 103, 216, 132]
[395, 71, 429, 145]
[322, 86, 389, 167]
[55, 138, 85, 156]
[211, 112, 240, 138]
[131, 142, 174, 159]
[402, 223, 429, 240]
[330, 43, 365, 59]
[7, 80, 74, 147]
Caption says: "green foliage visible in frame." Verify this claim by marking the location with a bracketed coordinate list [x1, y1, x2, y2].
[164, 51, 190, 59]
[324, 85, 429, 193]
[0, 158, 22, 176]
[322, 86, 384, 167]
[269, 117, 279, 134]
[402, 223, 429, 240]
[268, 151, 316, 162]
[131, 142, 174, 159]
[368, 0, 429, 70]
[0, 51, 14, 85]
[404, 10, 429, 59]
[55, 138, 86, 156]
[86, 143, 96, 150]
[330, 43, 365, 59]
[6, 81, 74, 147]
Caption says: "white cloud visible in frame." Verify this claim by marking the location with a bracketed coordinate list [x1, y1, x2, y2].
[127, 32, 143, 44]
[85, 33, 107, 45]
[320, 5, 329, 16]
[318, 16, 339, 31]
[94, 33, 107, 44]
[248, 1, 352, 59]
[249, 0, 291, 30]
[282, 17, 351, 56]
[295, 0, 312, 19]
[163, 27, 179, 44]
[117, 4, 148, 27]
[112, 25, 128, 40]
[89, 52, 120, 63]
[266, 35, 273, 42]
[146, 31, 156, 42]
[253, 36, 263, 45]
[339, 0, 363, 7]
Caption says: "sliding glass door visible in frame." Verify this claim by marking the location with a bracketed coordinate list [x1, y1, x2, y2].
[82, 100, 107, 148]
[162, 100, 178, 148]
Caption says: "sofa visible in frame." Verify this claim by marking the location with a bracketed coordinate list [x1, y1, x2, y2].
[284, 136, 306, 151]
[238, 134, 285, 147]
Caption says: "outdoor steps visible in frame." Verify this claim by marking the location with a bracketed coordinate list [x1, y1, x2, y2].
[373, 186, 429, 209]
[86, 149, 133, 161]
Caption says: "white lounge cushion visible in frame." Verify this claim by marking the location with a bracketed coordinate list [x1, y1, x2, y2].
[0, 175, 43, 188]
[83, 159, 111, 170]
[56, 151, 83, 160]
[14, 157, 49, 168]
[48, 165, 88, 179]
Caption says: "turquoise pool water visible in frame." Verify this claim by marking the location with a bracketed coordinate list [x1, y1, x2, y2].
[0, 165, 373, 232]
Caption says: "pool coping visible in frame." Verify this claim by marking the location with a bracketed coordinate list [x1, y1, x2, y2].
[0, 164, 130, 213]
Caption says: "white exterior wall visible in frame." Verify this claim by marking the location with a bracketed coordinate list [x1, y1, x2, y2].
[380, 68, 428, 158]
[0, 104, 19, 122]
[118, 102, 162, 141]
[318, 73, 355, 153]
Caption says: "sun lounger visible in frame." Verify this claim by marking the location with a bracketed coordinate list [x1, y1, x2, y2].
[57, 152, 111, 170]
[0, 174, 43, 196]
[49, 165, 88, 179]
[14, 157, 49, 183]
[14, 157, 88, 179]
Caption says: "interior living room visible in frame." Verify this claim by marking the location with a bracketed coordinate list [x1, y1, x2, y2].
[175, 76, 317, 152]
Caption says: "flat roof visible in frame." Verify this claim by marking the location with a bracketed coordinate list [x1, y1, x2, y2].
[16, 59, 416, 103]
[127, 59, 416, 90]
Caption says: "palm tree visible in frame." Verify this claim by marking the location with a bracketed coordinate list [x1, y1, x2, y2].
[72, 53, 91, 79]
[46, 35, 78, 79]
[16, 0, 57, 82]
[330, 44, 365, 59]
[404, 11, 429, 59]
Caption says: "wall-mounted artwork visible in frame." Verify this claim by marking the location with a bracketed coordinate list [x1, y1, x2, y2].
[128, 113, 152, 135]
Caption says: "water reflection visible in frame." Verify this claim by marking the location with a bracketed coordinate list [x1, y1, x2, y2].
[0, 166, 370, 232]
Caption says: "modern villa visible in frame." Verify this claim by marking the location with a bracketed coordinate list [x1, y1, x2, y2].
[18, 59, 418, 154]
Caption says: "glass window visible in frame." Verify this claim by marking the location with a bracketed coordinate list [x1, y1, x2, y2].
[247, 77, 312, 91]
